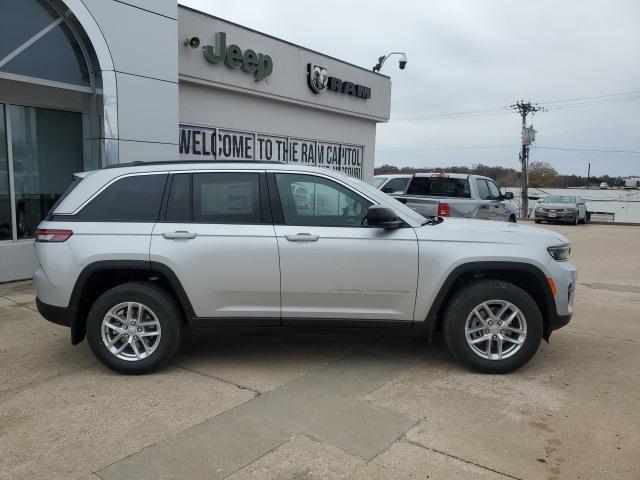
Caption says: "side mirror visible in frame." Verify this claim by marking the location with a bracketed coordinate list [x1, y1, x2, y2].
[381, 186, 393, 194]
[502, 192, 514, 200]
[366, 205, 403, 229]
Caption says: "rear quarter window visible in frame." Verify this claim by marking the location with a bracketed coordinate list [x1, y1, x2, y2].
[75, 174, 167, 222]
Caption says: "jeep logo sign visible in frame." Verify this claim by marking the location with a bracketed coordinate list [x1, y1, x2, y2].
[307, 63, 371, 99]
[203, 32, 273, 81]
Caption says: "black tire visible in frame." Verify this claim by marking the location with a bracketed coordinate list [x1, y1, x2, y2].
[534, 219, 541, 224]
[508, 215, 517, 223]
[86, 282, 183, 374]
[442, 279, 543, 374]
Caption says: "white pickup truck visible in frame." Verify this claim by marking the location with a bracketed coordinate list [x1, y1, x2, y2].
[382, 172, 519, 222]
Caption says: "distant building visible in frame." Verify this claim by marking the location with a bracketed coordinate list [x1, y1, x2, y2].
[624, 177, 640, 189]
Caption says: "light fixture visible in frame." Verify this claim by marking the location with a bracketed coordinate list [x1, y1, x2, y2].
[373, 52, 407, 72]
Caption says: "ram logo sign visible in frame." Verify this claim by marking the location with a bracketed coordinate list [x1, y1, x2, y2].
[306, 63, 371, 99]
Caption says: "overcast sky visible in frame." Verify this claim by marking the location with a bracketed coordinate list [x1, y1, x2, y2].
[180, 0, 640, 177]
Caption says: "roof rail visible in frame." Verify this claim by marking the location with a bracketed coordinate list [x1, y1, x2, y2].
[103, 160, 284, 169]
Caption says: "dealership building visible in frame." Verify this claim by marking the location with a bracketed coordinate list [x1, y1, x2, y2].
[0, 0, 391, 282]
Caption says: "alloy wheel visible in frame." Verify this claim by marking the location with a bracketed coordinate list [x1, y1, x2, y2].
[464, 300, 527, 360]
[101, 302, 162, 361]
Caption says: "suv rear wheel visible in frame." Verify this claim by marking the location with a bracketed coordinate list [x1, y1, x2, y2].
[86, 282, 183, 374]
[442, 279, 543, 373]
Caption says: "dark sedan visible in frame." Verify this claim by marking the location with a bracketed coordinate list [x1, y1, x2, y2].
[534, 195, 587, 225]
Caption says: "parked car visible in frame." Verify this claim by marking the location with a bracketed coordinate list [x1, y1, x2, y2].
[599, 182, 608, 189]
[35, 162, 575, 375]
[391, 173, 518, 222]
[373, 174, 412, 194]
[534, 195, 587, 225]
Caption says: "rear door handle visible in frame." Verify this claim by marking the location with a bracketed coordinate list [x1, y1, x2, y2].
[284, 233, 320, 242]
[162, 231, 197, 240]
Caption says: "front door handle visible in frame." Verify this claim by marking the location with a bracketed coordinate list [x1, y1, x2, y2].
[162, 231, 197, 240]
[284, 233, 320, 242]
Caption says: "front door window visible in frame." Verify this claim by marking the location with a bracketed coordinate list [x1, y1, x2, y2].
[274, 173, 371, 227]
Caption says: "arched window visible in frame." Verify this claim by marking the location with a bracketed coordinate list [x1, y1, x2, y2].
[0, 0, 91, 89]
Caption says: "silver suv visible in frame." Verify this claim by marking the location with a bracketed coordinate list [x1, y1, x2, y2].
[35, 162, 576, 374]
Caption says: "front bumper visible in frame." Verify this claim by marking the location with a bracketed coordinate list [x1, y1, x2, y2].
[549, 313, 572, 332]
[535, 210, 577, 222]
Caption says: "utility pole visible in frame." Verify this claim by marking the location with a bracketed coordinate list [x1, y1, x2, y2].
[510, 101, 544, 218]
[587, 162, 591, 188]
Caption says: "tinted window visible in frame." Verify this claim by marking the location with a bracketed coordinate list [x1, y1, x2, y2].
[165, 174, 191, 222]
[476, 179, 491, 200]
[384, 177, 410, 193]
[406, 177, 471, 198]
[275, 173, 371, 227]
[78, 174, 167, 222]
[193, 172, 261, 224]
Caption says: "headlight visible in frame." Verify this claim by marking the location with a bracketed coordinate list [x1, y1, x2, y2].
[548, 244, 571, 262]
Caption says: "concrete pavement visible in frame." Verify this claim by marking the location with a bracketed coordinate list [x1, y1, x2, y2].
[1, 223, 639, 479]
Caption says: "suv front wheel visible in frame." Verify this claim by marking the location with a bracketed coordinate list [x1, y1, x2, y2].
[86, 282, 183, 374]
[443, 279, 543, 373]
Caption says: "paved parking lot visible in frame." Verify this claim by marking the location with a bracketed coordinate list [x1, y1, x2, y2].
[1, 223, 639, 479]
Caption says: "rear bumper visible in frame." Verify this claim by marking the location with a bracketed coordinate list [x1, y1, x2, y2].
[37, 297, 84, 344]
[36, 297, 72, 327]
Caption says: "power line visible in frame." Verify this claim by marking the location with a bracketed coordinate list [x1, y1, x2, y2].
[536, 146, 640, 155]
[392, 90, 640, 122]
[377, 145, 517, 152]
[377, 145, 640, 155]
[541, 90, 640, 105]
[393, 109, 510, 122]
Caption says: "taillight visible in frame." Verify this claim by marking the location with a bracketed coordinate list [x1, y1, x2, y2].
[437, 202, 450, 216]
[35, 229, 73, 242]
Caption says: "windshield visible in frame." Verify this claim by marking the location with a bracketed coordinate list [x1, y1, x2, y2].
[373, 177, 388, 188]
[340, 174, 427, 225]
[544, 195, 576, 204]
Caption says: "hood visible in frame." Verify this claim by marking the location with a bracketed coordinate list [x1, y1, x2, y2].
[417, 218, 569, 247]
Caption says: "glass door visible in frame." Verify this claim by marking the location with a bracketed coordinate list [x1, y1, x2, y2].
[0, 104, 11, 240]
[9, 105, 83, 238]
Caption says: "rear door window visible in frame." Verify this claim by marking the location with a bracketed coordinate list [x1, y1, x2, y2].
[407, 177, 471, 198]
[193, 172, 262, 224]
[165, 173, 192, 222]
[77, 174, 167, 222]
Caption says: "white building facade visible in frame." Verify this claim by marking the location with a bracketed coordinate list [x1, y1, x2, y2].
[0, 0, 391, 282]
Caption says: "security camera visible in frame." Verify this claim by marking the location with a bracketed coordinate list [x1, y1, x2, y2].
[184, 37, 200, 49]
[399, 54, 407, 70]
